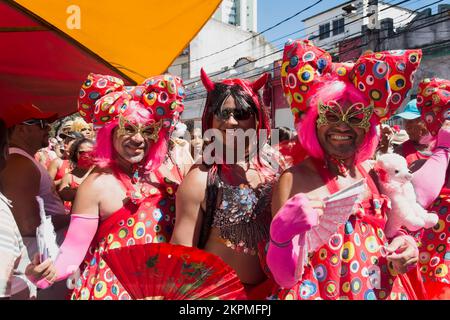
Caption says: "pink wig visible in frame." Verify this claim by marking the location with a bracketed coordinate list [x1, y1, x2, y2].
[93, 105, 168, 173]
[296, 80, 379, 164]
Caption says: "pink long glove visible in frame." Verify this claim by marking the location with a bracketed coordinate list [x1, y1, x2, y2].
[36, 214, 99, 289]
[267, 193, 319, 289]
[412, 126, 450, 208]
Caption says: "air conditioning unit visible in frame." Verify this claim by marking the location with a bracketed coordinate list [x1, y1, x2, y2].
[343, 11, 358, 18]
[342, 1, 361, 17]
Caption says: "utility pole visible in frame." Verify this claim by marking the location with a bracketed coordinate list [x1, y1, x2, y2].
[367, 0, 380, 52]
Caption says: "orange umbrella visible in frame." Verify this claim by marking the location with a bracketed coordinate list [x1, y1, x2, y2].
[0, 0, 221, 116]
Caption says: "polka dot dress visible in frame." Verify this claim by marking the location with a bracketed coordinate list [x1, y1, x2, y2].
[70, 175, 178, 300]
[268, 162, 413, 300]
[417, 188, 450, 288]
[269, 216, 410, 300]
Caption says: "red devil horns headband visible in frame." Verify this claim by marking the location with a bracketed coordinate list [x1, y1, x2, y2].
[199, 68, 271, 135]
[200, 68, 268, 93]
[200, 68, 215, 92]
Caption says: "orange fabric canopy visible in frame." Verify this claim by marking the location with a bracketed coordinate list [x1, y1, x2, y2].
[0, 0, 221, 117]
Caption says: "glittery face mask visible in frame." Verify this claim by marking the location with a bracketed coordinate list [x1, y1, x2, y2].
[117, 114, 162, 142]
[316, 100, 374, 132]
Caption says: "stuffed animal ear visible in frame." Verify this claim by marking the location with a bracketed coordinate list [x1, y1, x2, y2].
[375, 166, 389, 184]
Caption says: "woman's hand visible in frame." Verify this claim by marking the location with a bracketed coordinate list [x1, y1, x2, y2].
[25, 254, 57, 284]
[385, 235, 418, 274]
[270, 193, 324, 244]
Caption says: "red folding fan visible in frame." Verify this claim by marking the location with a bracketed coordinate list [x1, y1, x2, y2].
[102, 243, 247, 300]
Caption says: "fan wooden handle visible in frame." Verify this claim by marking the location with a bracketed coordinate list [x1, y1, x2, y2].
[294, 233, 307, 281]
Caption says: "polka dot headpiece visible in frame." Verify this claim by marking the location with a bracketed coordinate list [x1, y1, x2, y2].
[281, 39, 422, 124]
[77, 73, 185, 132]
[417, 77, 450, 136]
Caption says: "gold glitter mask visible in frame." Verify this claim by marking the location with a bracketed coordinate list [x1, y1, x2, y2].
[316, 100, 374, 131]
[117, 114, 162, 142]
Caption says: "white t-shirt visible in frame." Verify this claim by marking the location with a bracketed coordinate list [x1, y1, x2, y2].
[0, 192, 36, 298]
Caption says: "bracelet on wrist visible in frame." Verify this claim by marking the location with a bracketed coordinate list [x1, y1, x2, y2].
[270, 235, 292, 248]
[436, 146, 450, 152]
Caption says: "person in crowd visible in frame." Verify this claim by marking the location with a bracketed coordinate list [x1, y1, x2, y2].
[58, 138, 95, 213]
[48, 131, 83, 187]
[411, 78, 450, 299]
[391, 128, 409, 150]
[185, 119, 204, 163]
[57, 120, 74, 137]
[392, 99, 431, 166]
[275, 126, 308, 169]
[166, 122, 194, 179]
[267, 39, 423, 300]
[375, 124, 395, 156]
[276, 126, 294, 143]
[171, 69, 285, 299]
[72, 117, 95, 140]
[26, 73, 185, 300]
[35, 137, 59, 170]
[0, 103, 70, 299]
[0, 118, 57, 300]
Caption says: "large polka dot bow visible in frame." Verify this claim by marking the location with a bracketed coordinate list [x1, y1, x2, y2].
[78, 73, 185, 131]
[281, 39, 422, 124]
[417, 77, 450, 136]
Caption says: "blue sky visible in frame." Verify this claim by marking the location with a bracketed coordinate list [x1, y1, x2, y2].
[257, 0, 446, 48]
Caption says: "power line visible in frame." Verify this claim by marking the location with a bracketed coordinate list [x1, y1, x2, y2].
[183, 15, 450, 104]
[170, 0, 323, 69]
[184, 0, 420, 87]
[185, 3, 447, 97]
[183, 2, 366, 81]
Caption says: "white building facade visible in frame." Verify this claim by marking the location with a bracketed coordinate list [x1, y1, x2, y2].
[213, 0, 257, 32]
[168, 1, 280, 120]
[303, 0, 416, 53]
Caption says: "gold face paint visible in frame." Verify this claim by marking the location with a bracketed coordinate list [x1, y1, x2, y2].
[316, 100, 374, 131]
[117, 114, 162, 142]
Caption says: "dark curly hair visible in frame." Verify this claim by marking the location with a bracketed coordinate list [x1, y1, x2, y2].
[69, 137, 94, 164]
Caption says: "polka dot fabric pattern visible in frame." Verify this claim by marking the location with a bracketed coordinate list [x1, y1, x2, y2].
[77, 73, 185, 131]
[281, 39, 422, 123]
[269, 216, 411, 300]
[417, 189, 450, 288]
[416, 78, 450, 136]
[70, 179, 178, 300]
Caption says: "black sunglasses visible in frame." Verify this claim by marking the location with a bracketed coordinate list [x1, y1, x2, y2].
[21, 119, 49, 129]
[214, 108, 254, 121]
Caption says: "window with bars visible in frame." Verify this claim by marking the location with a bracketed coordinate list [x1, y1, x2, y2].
[319, 23, 330, 40]
[332, 18, 345, 36]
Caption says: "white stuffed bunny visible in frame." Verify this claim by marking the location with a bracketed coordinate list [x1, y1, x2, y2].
[375, 153, 438, 238]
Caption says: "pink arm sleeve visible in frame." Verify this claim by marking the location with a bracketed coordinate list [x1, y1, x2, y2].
[36, 214, 98, 289]
[412, 127, 450, 208]
[266, 193, 318, 288]
[267, 235, 301, 289]
[412, 149, 450, 208]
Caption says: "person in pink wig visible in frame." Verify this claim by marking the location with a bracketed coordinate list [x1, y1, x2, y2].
[410, 78, 450, 299]
[266, 39, 424, 300]
[26, 73, 185, 300]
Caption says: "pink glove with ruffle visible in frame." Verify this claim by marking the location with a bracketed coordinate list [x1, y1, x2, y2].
[267, 193, 319, 289]
[413, 125, 450, 208]
[36, 214, 99, 289]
